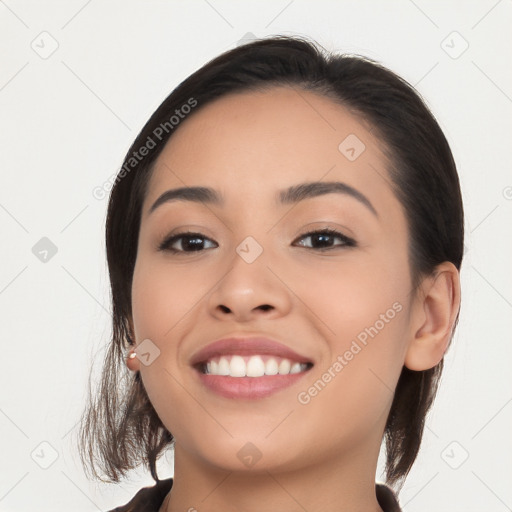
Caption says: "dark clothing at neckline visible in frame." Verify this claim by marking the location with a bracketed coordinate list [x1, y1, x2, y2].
[107, 478, 402, 511]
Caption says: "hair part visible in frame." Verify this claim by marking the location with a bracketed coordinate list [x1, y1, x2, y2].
[78, 35, 463, 492]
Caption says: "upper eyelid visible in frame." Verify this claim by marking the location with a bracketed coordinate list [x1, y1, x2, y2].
[162, 228, 352, 242]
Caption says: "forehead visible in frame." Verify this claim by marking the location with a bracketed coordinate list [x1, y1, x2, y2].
[143, 86, 396, 216]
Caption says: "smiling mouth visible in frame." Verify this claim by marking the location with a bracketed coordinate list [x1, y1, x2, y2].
[197, 355, 314, 377]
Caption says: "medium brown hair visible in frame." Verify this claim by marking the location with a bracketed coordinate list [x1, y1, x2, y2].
[78, 35, 464, 493]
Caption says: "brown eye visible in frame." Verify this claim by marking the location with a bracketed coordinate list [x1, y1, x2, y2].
[294, 228, 356, 250]
[158, 231, 217, 253]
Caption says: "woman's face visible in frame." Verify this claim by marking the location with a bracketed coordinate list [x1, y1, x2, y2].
[130, 87, 418, 474]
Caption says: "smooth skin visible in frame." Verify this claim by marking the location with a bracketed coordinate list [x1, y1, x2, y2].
[126, 87, 460, 512]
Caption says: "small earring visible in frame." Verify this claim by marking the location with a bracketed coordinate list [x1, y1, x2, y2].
[127, 349, 137, 360]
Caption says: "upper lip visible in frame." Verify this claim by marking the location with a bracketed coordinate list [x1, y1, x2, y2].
[190, 336, 314, 367]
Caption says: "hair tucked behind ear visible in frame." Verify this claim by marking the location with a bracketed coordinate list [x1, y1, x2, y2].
[77, 35, 463, 491]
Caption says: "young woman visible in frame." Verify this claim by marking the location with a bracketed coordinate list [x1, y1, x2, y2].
[79, 36, 463, 512]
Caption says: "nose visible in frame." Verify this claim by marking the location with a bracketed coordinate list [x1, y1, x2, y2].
[207, 245, 292, 323]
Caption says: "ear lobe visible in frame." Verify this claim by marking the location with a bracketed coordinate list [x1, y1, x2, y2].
[404, 262, 461, 371]
[126, 349, 141, 372]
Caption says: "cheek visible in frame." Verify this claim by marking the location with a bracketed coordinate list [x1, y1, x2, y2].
[291, 249, 409, 341]
[290, 250, 410, 407]
[131, 261, 209, 442]
[291, 277, 409, 452]
[131, 258, 207, 343]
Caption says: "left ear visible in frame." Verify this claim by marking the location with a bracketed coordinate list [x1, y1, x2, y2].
[404, 261, 461, 371]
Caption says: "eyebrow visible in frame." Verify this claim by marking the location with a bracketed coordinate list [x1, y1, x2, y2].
[148, 181, 378, 217]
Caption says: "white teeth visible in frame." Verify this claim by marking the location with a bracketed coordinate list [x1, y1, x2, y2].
[229, 355, 246, 377]
[278, 359, 291, 375]
[203, 355, 309, 377]
[218, 357, 230, 375]
[265, 358, 279, 375]
[246, 356, 265, 377]
[290, 362, 302, 374]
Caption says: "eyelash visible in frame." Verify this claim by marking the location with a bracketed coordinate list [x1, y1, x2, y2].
[157, 228, 356, 254]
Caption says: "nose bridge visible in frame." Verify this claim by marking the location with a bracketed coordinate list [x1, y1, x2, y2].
[206, 231, 291, 320]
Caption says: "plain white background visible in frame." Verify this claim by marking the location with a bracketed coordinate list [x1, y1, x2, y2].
[0, 1, 511, 511]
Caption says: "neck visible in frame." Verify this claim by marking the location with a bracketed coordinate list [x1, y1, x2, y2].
[163, 441, 384, 512]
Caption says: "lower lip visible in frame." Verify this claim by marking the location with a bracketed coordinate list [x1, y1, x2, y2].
[196, 370, 311, 399]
